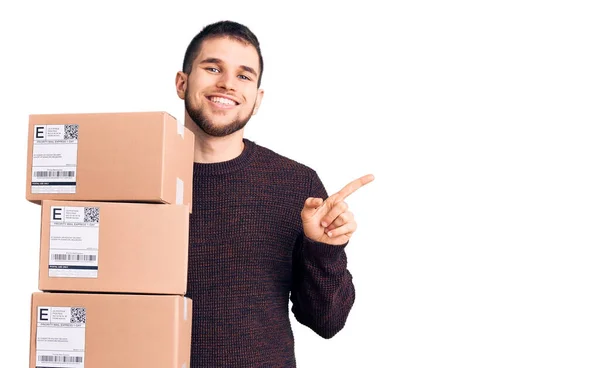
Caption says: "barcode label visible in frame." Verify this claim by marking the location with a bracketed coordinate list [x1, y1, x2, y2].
[39, 355, 83, 363]
[51, 254, 97, 261]
[49, 205, 100, 279]
[34, 170, 76, 178]
[36, 306, 86, 368]
[31, 124, 79, 194]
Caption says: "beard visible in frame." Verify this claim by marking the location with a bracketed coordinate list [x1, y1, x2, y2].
[185, 90, 254, 137]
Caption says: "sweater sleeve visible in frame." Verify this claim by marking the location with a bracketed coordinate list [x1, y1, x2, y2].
[289, 170, 356, 339]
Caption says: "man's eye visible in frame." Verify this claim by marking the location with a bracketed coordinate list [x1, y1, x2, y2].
[238, 75, 251, 81]
[206, 67, 219, 73]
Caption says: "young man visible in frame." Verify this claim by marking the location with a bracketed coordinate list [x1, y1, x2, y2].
[175, 20, 374, 367]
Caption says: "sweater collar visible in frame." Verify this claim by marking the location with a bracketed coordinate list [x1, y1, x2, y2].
[192, 138, 256, 176]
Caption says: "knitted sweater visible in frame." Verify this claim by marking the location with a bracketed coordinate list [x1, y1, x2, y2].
[186, 139, 355, 367]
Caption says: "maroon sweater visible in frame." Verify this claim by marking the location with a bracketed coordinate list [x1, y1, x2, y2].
[186, 139, 355, 367]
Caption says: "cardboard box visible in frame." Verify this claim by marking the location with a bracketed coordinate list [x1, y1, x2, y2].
[38, 200, 190, 295]
[30, 292, 192, 368]
[25, 111, 194, 211]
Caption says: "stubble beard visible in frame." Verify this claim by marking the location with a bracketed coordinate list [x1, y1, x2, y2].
[185, 90, 254, 137]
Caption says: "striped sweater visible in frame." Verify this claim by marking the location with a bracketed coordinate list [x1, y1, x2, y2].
[186, 139, 355, 367]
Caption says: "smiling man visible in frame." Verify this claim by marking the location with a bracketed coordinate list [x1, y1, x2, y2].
[175, 20, 374, 367]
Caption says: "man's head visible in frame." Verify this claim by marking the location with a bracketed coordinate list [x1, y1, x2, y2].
[182, 20, 264, 88]
[176, 20, 265, 137]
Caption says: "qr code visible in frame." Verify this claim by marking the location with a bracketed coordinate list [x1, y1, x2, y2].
[64, 124, 79, 140]
[84, 207, 100, 223]
[71, 307, 86, 323]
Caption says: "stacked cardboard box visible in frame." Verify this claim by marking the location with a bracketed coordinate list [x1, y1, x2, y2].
[25, 111, 195, 368]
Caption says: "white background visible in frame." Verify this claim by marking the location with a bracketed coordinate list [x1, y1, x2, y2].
[1, 1, 599, 367]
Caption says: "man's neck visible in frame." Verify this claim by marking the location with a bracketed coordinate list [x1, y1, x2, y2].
[184, 118, 245, 163]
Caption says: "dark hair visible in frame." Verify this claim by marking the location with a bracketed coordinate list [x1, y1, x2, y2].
[182, 20, 264, 87]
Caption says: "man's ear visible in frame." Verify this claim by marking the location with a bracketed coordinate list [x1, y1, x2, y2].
[252, 89, 265, 115]
[175, 71, 187, 100]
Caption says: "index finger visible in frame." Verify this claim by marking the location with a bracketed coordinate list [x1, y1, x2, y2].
[334, 174, 375, 202]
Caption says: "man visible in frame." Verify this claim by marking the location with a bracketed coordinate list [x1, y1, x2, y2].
[175, 20, 374, 367]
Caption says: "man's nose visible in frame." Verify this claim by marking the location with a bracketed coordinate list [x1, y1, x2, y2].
[216, 72, 237, 90]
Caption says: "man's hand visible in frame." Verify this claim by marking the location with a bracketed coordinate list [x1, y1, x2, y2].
[301, 174, 375, 246]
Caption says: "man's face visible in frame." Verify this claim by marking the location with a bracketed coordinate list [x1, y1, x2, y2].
[182, 36, 263, 137]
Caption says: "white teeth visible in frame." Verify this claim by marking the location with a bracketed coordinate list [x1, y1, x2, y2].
[210, 96, 236, 105]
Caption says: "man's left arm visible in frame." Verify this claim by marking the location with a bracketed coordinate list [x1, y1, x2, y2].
[290, 171, 374, 338]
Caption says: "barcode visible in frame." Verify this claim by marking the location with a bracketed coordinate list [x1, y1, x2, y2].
[65, 124, 79, 140]
[39, 355, 83, 363]
[34, 171, 75, 177]
[52, 254, 97, 261]
[84, 207, 100, 223]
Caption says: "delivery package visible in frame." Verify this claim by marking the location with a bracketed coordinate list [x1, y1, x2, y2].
[38, 200, 190, 295]
[29, 292, 192, 368]
[25, 111, 194, 211]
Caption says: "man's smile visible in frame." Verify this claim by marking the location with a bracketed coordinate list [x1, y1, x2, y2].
[206, 94, 239, 109]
